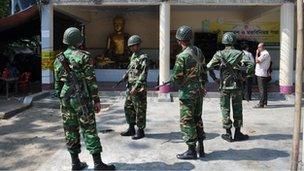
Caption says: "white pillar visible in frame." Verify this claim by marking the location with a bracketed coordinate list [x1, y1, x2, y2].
[279, 2, 295, 94]
[11, 0, 16, 15]
[158, 1, 172, 102]
[41, 1, 54, 90]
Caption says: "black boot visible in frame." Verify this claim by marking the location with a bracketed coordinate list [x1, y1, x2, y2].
[234, 128, 249, 141]
[197, 142, 205, 158]
[132, 129, 145, 140]
[120, 124, 135, 136]
[92, 153, 115, 170]
[71, 153, 88, 171]
[221, 129, 233, 142]
[177, 145, 197, 160]
[196, 123, 205, 158]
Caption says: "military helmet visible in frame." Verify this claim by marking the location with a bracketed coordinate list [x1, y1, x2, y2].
[175, 25, 192, 41]
[128, 35, 142, 47]
[222, 32, 237, 45]
[63, 27, 83, 46]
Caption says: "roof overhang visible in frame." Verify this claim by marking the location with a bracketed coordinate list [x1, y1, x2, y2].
[0, 5, 82, 46]
[53, 0, 294, 6]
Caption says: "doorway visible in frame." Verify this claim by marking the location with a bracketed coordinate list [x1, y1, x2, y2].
[194, 32, 218, 64]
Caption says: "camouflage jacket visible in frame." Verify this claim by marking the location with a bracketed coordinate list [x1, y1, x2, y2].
[207, 46, 254, 90]
[171, 45, 207, 99]
[53, 47, 100, 103]
[127, 50, 148, 91]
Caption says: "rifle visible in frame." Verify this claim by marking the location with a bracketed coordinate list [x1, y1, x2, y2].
[113, 58, 139, 88]
[219, 54, 246, 89]
[57, 52, 89, 117]
[113, 72, 128, 88]
[154, 81, 172, 89]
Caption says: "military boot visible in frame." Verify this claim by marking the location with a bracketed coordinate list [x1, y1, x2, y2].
[234, 128, 249, 141]
[120, 124, 135, 136]
[176, 145, 197, 160]
[221, 129, 233, 142]
[132, 128, 145, 140]
[71, 153, 88, 171]
[197, 128, 206, 158]
[197, 142, 205, 158]
[92, 153, 115, 170]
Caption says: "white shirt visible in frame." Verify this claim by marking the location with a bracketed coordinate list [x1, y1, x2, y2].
[243, 50, 255, 63]
[255, 50, 271, 77]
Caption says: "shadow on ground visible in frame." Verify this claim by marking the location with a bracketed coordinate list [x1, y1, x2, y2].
[102, 162, 195, 171]
[204, 148, 289, 161]
[147, 132, 219, 142]
[250, 134, 293, 141]
[0, 107, 63, 170]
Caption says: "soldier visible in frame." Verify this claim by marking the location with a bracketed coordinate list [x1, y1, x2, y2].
[207, 32, 254, 142]
[53, 27, 115, 170]
[120, 35, 148, 140]
[170, 25, 207, 159]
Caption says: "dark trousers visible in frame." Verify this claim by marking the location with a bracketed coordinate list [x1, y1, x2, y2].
[243, 77, 253, 101]
[257, 76, 268, 106]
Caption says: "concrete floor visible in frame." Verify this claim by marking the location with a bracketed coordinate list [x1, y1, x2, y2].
[0, 92, 297, 170]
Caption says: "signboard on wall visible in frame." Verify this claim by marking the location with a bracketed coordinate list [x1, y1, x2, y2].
[202, 19, 280, 46]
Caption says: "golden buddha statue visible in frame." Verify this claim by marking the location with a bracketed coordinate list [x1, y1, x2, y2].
[104, 15, 130, 68]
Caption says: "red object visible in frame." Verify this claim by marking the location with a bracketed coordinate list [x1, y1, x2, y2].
[19, 72, 31, 92]
[2, 68, 11, 79]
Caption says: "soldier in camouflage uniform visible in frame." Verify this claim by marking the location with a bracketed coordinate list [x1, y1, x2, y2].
[207, 32, 254, 142]
[170, 26, 207, 159]
[54, 27, 115, 170]
[120, 35, 148, 140]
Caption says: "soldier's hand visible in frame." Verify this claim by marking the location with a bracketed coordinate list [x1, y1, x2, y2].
[130, 87, 137, 95]
[138, 87, 145, 93]
[201, 88, 207, 97]
[94, 102, 102, 113]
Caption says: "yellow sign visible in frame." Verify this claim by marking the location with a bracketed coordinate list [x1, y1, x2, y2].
[203, 19, 280, 45]
[41, 51, 56, 70]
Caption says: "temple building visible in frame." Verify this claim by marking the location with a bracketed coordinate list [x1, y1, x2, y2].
[37, 0, 295, 95]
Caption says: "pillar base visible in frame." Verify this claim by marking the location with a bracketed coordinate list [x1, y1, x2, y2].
[159, 85, 170, 93]
[280, 85, 294, 94]
[158, 92, 173, 102]
[42, 84, 53, 91]
[158, 85, 172, 102]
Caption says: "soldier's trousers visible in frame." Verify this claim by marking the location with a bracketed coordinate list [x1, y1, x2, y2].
[220, 89, 243, 129]
[61, 98, 102, 155]
[124, 91, 147, 129]
[179, 97, 205, 146]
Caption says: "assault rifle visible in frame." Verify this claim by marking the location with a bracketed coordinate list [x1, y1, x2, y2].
[154, 81, 172, 89]
[113, 72, 129, 88]
[57, 52, 89, 117]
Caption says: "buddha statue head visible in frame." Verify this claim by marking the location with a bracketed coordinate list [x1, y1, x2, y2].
[113, 15, 125, 33]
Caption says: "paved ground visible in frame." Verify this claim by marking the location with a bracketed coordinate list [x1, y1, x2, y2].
[0, 92, 297, 171]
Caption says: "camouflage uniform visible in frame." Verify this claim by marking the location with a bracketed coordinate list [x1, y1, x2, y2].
[207, 47, 254, 129]
[171, 45, 207, 146]
[54, 46, 102, 155]
[171, 25, 207, 159]
[54, 27, 115, 170]
[124, 50, 148, 129]
[207, 32, 254, 142]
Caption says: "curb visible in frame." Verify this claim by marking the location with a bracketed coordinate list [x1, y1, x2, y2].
[0, 91, 51, 119]
[0, 104, 31, 119]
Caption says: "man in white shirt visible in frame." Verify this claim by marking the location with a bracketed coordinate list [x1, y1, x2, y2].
[241, 43, 255, 101]
[254, 43, 271, 108]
